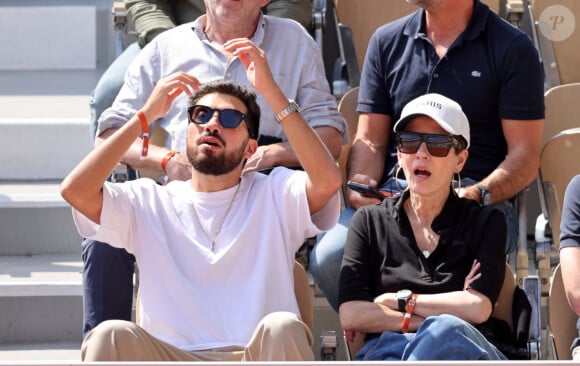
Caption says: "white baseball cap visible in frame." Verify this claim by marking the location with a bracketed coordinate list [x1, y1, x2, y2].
[393, 93, 470, 148]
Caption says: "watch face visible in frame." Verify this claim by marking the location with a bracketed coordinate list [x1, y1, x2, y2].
[476, 184, 492, 206]
[397, 289, 412, 312]
[483, 192, 492, 206]
[397, 289, 412, 299]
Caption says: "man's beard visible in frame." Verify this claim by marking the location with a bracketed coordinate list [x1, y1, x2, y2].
[188, 134, 248, 176]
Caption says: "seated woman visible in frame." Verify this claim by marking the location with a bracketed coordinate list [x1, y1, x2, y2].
[338, 93, 507, 361]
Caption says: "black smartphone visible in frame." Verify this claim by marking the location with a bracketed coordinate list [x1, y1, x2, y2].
[346, 181, 385, 201]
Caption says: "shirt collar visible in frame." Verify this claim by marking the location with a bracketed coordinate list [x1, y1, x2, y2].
[393, 188, 464, 239]
[190, 13, 267, 45]
[403, 0, 489, 42]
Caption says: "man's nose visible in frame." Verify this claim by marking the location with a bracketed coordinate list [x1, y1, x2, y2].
[205, 111, 222, 130]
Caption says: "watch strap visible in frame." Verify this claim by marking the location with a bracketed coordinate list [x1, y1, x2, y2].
[475, 184, 491, 206]
[397, 290, 411, 312]
[398, 297, 406, 313]
[275, 100, 300, 123]
[402, 293, 418, 333]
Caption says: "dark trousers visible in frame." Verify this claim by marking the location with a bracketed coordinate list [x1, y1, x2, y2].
[81, 239, 135, 338]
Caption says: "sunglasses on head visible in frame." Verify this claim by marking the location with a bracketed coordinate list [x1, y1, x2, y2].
[188, 105, 247, 129]
[396, 132, 465, 157]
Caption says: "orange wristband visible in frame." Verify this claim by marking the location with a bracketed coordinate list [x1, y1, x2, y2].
[137, 111, 150, 159]
[161, 150, 178, 174]
[402, 293, 418, 334]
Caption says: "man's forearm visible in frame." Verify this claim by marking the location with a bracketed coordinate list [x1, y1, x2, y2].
[96, 127, 171, 173]
[346, 139, 388, 183]
[468, 149, 540, 204]
[248, 126, 343, 171]
[61, 115, 143, 223]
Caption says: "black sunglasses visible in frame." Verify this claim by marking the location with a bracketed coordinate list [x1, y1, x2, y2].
[396, 132, 465, 157]
[188, 105, 247, 130]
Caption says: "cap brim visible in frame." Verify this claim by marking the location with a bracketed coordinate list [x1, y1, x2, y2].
[394, 113, 462, 136]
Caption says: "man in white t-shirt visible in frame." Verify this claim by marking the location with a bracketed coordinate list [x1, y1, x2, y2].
[83, 0, 346, 338]
[61, 45, 342, 361]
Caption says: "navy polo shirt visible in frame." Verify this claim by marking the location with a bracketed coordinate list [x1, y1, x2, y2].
[358, 0, 545, 182]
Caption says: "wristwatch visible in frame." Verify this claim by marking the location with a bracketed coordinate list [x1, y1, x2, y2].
[475, 184, 492, 206]
[396, 289, 413, 312]
[275, 100, 301, 123]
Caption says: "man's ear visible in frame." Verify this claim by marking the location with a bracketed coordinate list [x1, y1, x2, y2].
[244, 139, 258, 159]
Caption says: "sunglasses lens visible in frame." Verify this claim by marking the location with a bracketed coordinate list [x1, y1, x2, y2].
[424, 135, 453, 157]
[426, 143, 451, 157]
[191, 106, 213, 124]
[398, 133, 422, 154]
[189, 106, 245, 129]
[219, 109, 244, 128]
[398, 133, 457, 157]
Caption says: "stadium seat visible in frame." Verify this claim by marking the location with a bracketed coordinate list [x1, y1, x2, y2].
[539, 128, 580, 249]
[533, 0, 580, 85]
[312, 0, 360, 98]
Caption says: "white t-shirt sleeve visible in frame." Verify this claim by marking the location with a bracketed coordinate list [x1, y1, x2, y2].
[270, 168, 340, 239]
[71, 181, 139, 252]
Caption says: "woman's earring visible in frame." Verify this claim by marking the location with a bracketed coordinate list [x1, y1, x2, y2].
[395, 166, 409, 193]
[451, 172, 462, 195]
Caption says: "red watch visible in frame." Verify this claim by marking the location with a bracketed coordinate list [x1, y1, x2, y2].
[401, 293, 418, 333]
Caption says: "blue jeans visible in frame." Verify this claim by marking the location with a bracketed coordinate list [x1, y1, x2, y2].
[310, 178, 518, 311]
[89, 42, 141, 141]
[81, 239, 135, 338]
[356, 315, 507, 360]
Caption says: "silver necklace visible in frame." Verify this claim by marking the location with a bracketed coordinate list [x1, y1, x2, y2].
[191, 183, 241, 252]
[421, 233, 438, 258]
[405, 201, 439, 258]
[418, 227, 439, 258]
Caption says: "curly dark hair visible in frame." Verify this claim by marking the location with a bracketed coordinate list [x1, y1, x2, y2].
[188, 80, 260, 139]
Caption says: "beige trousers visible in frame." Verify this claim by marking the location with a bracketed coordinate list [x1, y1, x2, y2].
[82, 311, 314, 361]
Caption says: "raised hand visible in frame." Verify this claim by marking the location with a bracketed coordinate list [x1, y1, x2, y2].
[141, 72, 201, 122]
[224, 38, 276, 95]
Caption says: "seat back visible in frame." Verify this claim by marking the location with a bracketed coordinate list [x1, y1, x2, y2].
[492, 263, 518, 331]
[539, 128, 580, 248]
[533, 0, 580, 84]
[549, 263, 578, 360]
[334, 1, 416, 69]
[543, 83, 580, 148]
[293, 260, 314, 332]
[337, 86, 359, 186]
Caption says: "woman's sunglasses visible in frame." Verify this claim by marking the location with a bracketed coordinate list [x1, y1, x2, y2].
[188, 105, 247, 129]
[396, 132, 465, 157]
